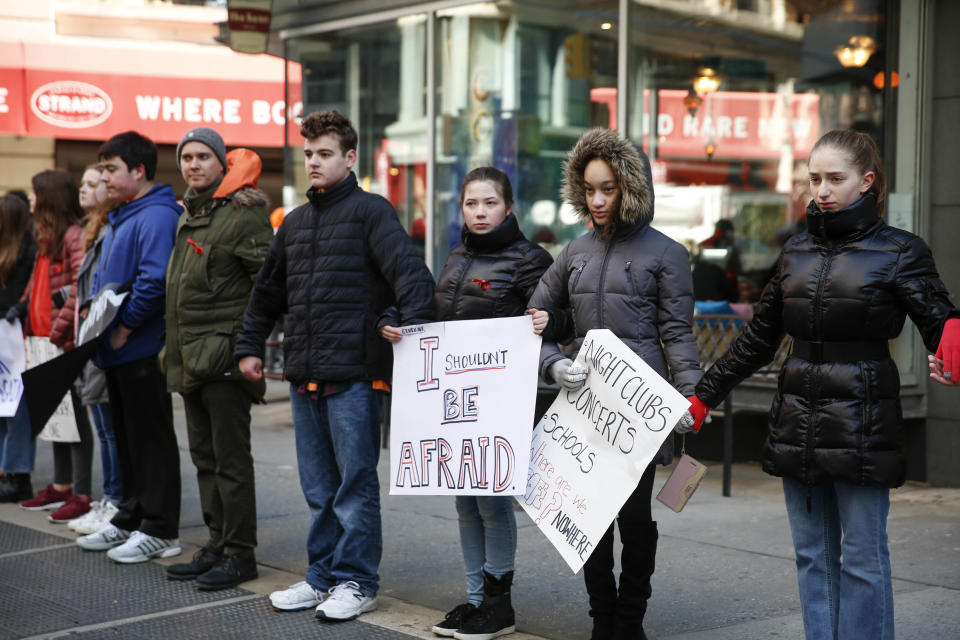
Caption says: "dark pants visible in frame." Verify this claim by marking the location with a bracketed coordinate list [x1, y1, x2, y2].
[181, 381, 257, 555]
[106, 356, 180, 539]
[52, 389, 94, 495]
[583, 462, 658, 638]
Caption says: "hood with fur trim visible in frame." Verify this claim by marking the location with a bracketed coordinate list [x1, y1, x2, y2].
[561, 128, 654, 229]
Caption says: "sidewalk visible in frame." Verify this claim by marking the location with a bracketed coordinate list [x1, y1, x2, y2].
[2, 388, 959, 639]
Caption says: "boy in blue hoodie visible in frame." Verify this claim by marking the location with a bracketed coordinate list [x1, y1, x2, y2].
[76, 131, 184, 564]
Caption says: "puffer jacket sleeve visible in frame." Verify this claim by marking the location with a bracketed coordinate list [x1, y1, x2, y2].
[528, 243, 574, 380]
[235, 222, 288, 361]
[518, 244, 570, 342]
[50, 225, 85, 350]
[363, 200, 435, 326]
[890, 233, 958, 351]
[695, 252, 787, 407]
[655, 240, 702, 395]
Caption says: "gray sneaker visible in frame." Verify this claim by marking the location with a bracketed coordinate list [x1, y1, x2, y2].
[76, 523, 130, 551]
[106, 530, 181, 564]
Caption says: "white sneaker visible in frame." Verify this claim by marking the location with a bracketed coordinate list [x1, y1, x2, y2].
[269, 581, 327, 611]
[315, 581, 377, 621]
[67, 500, 102, 532]
[78, 501, 119, 535]
[77, 523, 130, 551]
[106, 530, 181, 564]
[69, 500, 118, 534]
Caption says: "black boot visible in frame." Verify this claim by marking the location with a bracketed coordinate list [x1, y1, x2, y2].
[432, 602, 478, 637]
[167, 548, 221, 581]
[0, 473, 32, 503]
[614, 521, 658, 640]
[584, 524, 617, 640]
[453, 570, 515, 640]
[196, 551, 258, 591]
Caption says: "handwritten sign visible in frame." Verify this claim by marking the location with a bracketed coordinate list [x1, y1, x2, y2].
[0, 319, 25, 417]
[520, 329, 689, 572]
[389, 316, 542, 496]
[24, 337, 79, 443]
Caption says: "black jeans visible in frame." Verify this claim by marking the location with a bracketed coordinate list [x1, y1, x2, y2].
[106, 356, 180, 539]
[181, 381, 257, 555]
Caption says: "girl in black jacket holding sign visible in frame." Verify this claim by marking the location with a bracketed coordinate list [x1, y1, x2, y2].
[381, 166, 552, 640]
[690, 129, 959, 640]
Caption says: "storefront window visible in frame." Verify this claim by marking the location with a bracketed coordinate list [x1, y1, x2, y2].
[434, 1, 618, 268]
[627, 0, 891, 304]
[287, 16, 429, 256]
[284, 0, 894, 301]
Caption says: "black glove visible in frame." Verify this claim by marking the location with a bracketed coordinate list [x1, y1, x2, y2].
[4, 305, 23, 324]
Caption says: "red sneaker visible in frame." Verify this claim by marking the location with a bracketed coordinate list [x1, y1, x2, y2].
[20, 485, 72, 511]
[49, 494, 93, 523]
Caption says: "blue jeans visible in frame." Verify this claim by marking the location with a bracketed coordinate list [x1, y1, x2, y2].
[89, 403, 122, 503]
[783, 477, 894, 640]
[456, 495, 517, 605]
[0, 398, 35, 474]
[289, 382, 382, 597]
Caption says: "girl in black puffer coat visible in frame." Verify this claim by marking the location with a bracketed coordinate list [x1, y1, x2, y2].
[691, 129, 960, 640]
[382, 167, 552, 640]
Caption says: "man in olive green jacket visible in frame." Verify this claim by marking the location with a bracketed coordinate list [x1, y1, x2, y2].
[161, 127, 273, 591]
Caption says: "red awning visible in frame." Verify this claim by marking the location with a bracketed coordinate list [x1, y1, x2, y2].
[0, 39, 302, 147]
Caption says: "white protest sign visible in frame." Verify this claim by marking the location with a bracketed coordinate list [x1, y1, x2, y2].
[389, 315, 541, 496]
[25, 337, 79, 443]
[77, 287, 129, 346]
[520, 329, 689, 573]
[0, 319, 26, 417]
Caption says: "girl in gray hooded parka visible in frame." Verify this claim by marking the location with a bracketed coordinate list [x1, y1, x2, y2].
[529, 128, 702, 640]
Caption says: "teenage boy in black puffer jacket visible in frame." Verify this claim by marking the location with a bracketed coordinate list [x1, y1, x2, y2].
[235, 110, 435, 623]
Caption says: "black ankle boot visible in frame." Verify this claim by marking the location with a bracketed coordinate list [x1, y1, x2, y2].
[453, 570, 515, 639]
[167, 548, 221, 581]
[196, 551, 258, 591]
[0, 473, 32, 503]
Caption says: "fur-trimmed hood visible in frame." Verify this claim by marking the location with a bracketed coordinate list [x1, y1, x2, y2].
[562, 128, 654, 230]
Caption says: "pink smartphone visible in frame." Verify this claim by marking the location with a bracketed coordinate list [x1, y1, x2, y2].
[656, 454, 707, 512]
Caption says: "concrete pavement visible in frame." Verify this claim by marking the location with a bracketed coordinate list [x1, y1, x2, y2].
[2, 378, 959, 639]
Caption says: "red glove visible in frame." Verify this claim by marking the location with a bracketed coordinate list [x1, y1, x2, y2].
[686, 395, 710, 432]
[936, 318, 960, 381]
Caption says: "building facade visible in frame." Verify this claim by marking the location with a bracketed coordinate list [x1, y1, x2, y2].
[267, 0, 960, 485]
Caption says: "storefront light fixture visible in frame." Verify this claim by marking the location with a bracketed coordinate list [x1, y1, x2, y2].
[600, 22, 613, 30]
[834, 35, 876, 68]
[682, 89, 702, 116]
[705, 138, 716, 160]
[692, 67, 721, 95]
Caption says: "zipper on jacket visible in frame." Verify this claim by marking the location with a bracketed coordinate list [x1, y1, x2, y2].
[624, 260, 638, 298]
[812, 248, 834, 339]
[803, 248, 833, 490]
[596, 238, 615, 327]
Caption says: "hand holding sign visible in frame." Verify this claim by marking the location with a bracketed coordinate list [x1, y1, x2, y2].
[521, 329, 689, 572]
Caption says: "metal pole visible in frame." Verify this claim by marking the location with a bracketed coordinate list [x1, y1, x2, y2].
[616, 0, 628, 136]
[425, 10, 436, 274]
[723, 394, 733, 497]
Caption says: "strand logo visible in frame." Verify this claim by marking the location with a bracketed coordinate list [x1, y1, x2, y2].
[30, 81, 113, 128]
